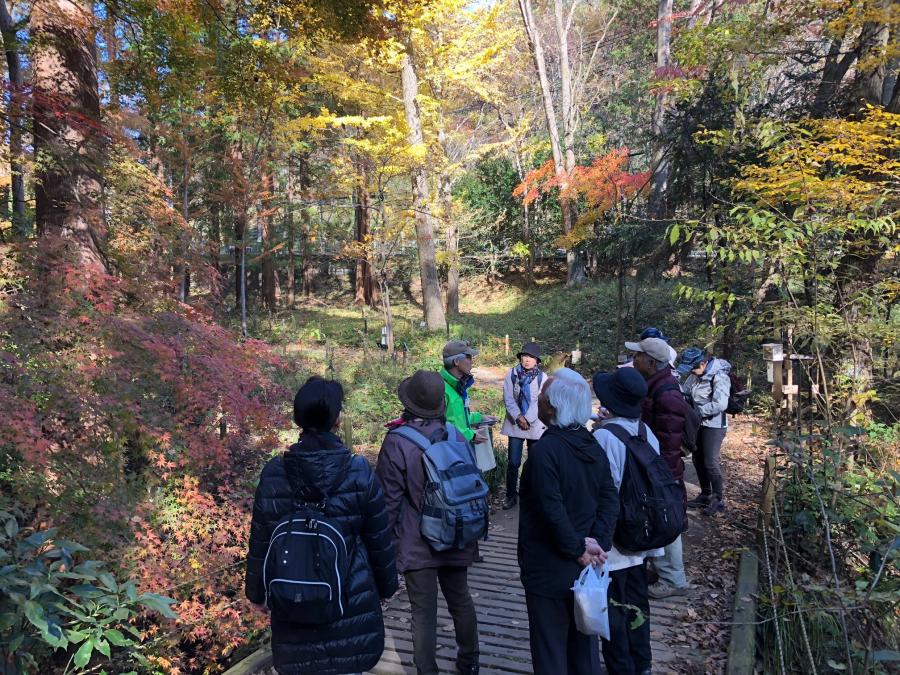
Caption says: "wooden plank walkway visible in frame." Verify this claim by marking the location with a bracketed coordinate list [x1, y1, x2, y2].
[246, 519, 706, 675]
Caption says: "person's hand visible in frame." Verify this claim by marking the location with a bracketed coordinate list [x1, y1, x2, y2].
[516, 415, 530, 431]
[473, 427, 489, 443]
[584, 537, 608, 565]
[577, 547, 601, 567]
[481, 414, 498, 425]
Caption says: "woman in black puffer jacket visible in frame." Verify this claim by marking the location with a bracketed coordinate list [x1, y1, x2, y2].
[245, 377, 399, 675]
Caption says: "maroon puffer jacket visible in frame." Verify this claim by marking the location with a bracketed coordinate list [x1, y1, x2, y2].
[640, 368, 688, 491]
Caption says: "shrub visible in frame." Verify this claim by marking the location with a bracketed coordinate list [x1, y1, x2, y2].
[0, 510, 176, 674]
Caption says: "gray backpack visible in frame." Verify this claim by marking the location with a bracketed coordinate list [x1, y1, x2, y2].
[389, 424, 490, 551]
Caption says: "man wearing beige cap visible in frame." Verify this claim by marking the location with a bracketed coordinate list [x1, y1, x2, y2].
[627, 336, 691, 598]
[439, 340, 493, 443]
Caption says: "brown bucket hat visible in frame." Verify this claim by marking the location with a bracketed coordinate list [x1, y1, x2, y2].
[397, 370, 447, 419]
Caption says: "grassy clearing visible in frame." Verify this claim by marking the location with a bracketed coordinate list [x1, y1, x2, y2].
[253, 274, 715, 463]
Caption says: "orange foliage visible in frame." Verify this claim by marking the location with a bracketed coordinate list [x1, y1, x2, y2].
[513, 149, 651, 223]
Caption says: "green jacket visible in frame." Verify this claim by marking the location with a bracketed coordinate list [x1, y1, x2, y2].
[440, 368, 483, 441]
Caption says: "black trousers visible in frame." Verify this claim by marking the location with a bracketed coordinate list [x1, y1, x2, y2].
[405, 566, 479, 675]
[601, 562, 652, 675]
[525, 592, 601, 675]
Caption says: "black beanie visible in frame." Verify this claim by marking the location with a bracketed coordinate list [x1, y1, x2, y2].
[293, 376, 343, 431]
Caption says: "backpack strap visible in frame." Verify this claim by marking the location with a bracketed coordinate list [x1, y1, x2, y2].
[389, 424, 434, 451]
[603, 422, 647, 444]
[601, 422, 632, 445]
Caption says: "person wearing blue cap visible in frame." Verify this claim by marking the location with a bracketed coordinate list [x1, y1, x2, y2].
[677, 347, 731, 515]
[639, 326, 667, 341]
[591, 368, 663, 675]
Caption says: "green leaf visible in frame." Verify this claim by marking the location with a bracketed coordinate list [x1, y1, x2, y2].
[103, 628, 130, 647]
[9, 632, 23, 653]
[668, 224, 680, 245]
[0, 612, 16, 631]
[139, 593, 178, 619]
[66, 629, 89, 644]
[73, 639, 93, 669]
[90, 636, 111, 658]
[23, 600, 48, 633]
[97, 572, 118, 593]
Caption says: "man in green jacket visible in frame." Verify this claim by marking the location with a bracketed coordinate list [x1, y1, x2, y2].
[440, 340, 491, 443]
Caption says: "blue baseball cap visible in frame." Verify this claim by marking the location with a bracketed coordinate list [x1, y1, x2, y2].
[676, 347, 707, 375]
[640, 326, 669, 342]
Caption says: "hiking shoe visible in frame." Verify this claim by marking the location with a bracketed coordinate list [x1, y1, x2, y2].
[686, 494, 711, 509]
[704, 497, 726, 515]
[648, 580, 689, 599]
[502, 495, 518, 510]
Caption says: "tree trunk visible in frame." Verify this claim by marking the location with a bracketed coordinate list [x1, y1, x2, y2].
[353, 157, 375, 306]
[615, 265, 625, 366]
[0, 0, 26, 237]
[849, 2, 891, 111]
[631, 270, 641, 335]
[441, 167, 459, 316]
[401, 43, 447, 331]
[209, 201, 222, 278]
[261, 164, 277, 311]
[178, 154, 191, 302]
[648, 0, 673, 223]
[228, 141, 247, 311]
[519, 0, 583, 286]
[32, 0, 106, 271]
[286, 156, 296, 306]
[812, 36, 857, 116]
[296, 153, 313, 298]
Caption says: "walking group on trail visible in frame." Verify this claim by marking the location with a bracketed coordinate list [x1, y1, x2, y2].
[244, 329, 746, 675]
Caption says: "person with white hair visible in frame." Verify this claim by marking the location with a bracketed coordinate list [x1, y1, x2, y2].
[517, 368, 620, 675]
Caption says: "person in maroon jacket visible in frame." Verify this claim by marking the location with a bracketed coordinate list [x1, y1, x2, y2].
[375, 370, 479, 675]
[627, 336, 691, 599]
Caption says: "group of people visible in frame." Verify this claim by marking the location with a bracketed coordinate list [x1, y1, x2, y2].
[244, 333, 736, 675]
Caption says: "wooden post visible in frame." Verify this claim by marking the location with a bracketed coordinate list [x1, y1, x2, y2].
[341, 412, 354, 451]
[756, 455, 776, 554]
[726, 550, 760, 675]
[504, 334, 510, 356]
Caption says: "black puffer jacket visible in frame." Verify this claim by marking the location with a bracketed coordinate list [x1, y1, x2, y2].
[245, 432, 399, 675]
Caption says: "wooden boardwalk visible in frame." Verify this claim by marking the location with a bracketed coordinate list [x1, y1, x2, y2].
[244, 519, 705, 675]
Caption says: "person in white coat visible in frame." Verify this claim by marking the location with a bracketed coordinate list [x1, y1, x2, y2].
[591, 368, 662, 675]
[500, 342, 547, 510]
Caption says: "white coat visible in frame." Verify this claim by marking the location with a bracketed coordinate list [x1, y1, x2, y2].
[500, 367, 547, 441]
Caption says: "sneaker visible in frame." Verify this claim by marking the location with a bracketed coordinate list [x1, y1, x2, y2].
[686, 494, 711, 509]
[502, 495, 518, 510]
[704, 497, 726, 515]
[648, 580, 689, 599]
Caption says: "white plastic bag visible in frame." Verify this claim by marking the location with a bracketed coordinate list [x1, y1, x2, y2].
[472, 425, 496, 472]
[572, 562, 611, 639]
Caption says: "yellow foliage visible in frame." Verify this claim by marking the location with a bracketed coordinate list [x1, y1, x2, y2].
[735, 107, 900, 213]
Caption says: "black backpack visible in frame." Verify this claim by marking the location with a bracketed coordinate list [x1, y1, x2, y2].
[262, 455, 351, 624]
[652, 383, 701, 454]
[718, 371, 749, 415]
[604, 423, 684, 552]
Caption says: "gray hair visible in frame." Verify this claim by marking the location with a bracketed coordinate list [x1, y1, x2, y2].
[443, 354, 466, 370]
[546, 367, 592, 428]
